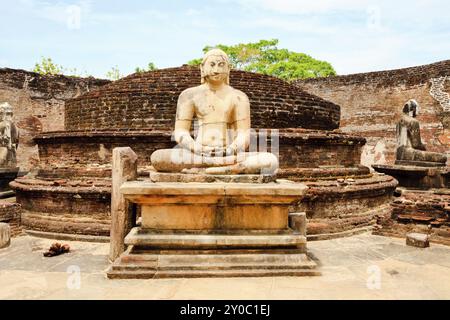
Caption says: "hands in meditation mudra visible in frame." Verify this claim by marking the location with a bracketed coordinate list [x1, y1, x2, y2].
[151, 49, 279, 175]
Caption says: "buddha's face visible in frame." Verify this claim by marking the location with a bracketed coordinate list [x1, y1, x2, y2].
[202, 55, 230, 84]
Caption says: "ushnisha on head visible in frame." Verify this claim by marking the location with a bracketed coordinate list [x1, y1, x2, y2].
[402, 99, 420, 117]
[200, 48, 231, 85]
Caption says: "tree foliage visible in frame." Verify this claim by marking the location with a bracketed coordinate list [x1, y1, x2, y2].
[188, 39, 336, 81]
[33, 57, 91, 77]
[33, 57, 64, 76]
[135, 62, 158, 73]
[105, 66, 123, 81]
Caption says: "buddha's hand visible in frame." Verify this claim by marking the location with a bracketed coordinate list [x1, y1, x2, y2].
[201, 145, 225, 157]
[201, 145, 238, 157]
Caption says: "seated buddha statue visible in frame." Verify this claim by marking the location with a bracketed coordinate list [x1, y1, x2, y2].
[151, 49, 279, 175]
[396, 99, 447, 166]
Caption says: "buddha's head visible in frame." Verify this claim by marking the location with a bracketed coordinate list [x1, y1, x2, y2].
[200, 48, 231, 85]
[403, 99, 420, 118]
[0, 102, 13, 122]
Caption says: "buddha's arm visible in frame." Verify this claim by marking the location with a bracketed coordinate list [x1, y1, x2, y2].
[409, 120, 426, 150]
[228, 91, 251, 154]
[173, 90, 203, 154]
[397, 122, 408, 147]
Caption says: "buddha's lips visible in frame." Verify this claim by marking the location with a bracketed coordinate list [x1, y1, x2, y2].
[206, 73, 228, 78]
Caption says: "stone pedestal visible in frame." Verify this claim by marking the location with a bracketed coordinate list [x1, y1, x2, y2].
[373, 164, 448, 190]
[0, 223, 10, 249]
[0, 167, 19, 197]
[108, 179, 319, 279]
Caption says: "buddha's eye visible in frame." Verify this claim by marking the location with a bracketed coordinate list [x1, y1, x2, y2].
[210, 62, 215, 67]
[219, 62, 225, 67]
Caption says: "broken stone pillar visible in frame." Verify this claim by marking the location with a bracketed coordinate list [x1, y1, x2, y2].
[109, 147, 138, 262]
[0, 223, 10, 249]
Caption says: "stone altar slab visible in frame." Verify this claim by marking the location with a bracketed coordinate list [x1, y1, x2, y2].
[108, 179, 319, 279]
[121, 181, 306, 231]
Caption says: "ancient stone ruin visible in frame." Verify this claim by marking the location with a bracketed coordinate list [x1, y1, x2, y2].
[10, 60, 397, 244]
[0, 102, 19, 197]
[0, 55, 448, 281]
[373, 100, 449, 245]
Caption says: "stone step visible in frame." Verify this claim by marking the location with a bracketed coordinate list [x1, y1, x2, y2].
[125, 228, 306, 249]
[108, 251, 319, 279]
[107, 267, 320, 279]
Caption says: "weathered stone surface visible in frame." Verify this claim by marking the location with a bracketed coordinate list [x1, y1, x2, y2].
[296, 174, 398, 238]
[0, 67, 109, 170]
[373, 164, 449, 189]
[374, 188, 450, 246]
[289, 212, 307, 236]
[396, 99, 447, 166]
[150, 49, 279, 175]
[9, 54, 405, 241]
[109, 147, 138, 262]
[296, 60, 450, 167]
[406, 233, 430, 248]
[33, 129, 367, 170]
[107, 250, 318, 279]
[66, 66, 340, 132]
[0, 202, 20, 222]
[150, 170, 276, 184]
[121, 180, 307, 231]
[0, 222, 11, 248]
[125, 228, 307, 249]
[108, 150, 316, 279]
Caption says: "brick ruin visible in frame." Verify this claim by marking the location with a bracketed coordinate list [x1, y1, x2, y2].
[6, 65, 396, 240]
[3, 61, 449, 244]
[296, 61, 450, 243]
[0, 68, 110, 171]
[295, 59, 450, 167]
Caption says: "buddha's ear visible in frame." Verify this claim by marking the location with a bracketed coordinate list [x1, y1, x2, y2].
[200, 63, 205, 84]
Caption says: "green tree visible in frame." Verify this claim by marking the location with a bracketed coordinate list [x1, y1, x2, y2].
[135, 62, 158, 73]
[33, 57, 64, 75]
[33, 57, 92, 77]
[106, 66, 123, 80]
[188, 39, 336, 81]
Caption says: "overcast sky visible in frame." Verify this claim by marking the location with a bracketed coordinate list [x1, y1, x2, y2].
[1, 0, 449, 78]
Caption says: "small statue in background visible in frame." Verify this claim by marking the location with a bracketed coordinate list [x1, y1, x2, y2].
[396, 99, 447, 166]
[0, 102, 19, 168]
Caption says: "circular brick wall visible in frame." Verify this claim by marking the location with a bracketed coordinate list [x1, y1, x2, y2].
[65, 65, 340, 131]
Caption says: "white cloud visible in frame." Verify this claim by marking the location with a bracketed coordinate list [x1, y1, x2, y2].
[244, 17, 337, 34]
[232, 0, 370, 14]
[14, 0, 92, 29]
[186, 8, 201, 16]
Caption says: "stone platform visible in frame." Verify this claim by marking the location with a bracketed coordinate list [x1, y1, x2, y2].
[0, 167, 19, 197]
[373, 164, 449, 189]
[107, 179, 319, 279]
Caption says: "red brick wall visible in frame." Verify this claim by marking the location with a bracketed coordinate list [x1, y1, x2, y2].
[295, 60, 450, 167]
[0, 68, 110, 170]
[35, 129, 365, 171]
[66, 66, 341, 132]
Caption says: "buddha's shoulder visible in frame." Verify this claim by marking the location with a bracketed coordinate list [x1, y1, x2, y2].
[231, 87, 250, 102]
[178, 86, 203, 99]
